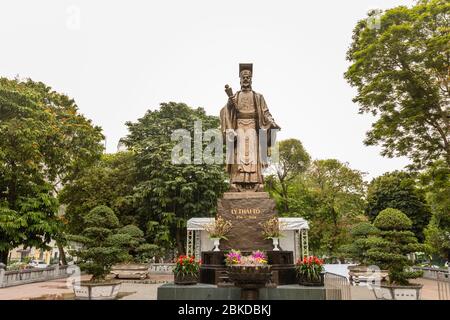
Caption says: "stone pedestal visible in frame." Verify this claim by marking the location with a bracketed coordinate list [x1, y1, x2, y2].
[200, 251, 296, 285]
[217, 192, 276, 251]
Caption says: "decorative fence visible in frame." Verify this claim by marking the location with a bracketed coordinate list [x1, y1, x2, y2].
[412, 266, 448, 280]
[0, 265, 71, 288]
[412, 266, 450, 300]
[148, 263, 175, 274]
[324, 272, 351, 300]
[437, 272, 450, 300]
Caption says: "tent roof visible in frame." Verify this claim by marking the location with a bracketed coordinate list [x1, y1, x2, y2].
[187, 217, 309, 231]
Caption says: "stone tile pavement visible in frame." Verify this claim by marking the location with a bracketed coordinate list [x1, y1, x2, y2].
[0, 275, 444, 300]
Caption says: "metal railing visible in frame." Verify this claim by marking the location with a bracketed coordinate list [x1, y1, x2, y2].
[324, 272, 351, 300]
[412, 266, 448, 280]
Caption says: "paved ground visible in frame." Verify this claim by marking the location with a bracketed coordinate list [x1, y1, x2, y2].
[0, 275, 444, 300]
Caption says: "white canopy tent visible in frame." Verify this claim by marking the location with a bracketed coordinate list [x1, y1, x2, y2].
[186, 217, 309, 262]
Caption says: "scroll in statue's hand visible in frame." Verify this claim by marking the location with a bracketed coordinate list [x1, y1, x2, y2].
[271, 122, 281, 130]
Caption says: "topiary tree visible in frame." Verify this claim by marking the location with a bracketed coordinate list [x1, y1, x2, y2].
[113, 224, 161, 262]
[70, 205, 129, 282]
[367, 208, 424, 285]
[339, 222, 381, 265]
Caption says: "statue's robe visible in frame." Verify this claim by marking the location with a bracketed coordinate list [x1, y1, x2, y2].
[220, 90, 278, 187]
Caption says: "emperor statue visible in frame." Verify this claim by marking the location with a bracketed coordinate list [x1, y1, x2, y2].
[220, 63, 280, 192]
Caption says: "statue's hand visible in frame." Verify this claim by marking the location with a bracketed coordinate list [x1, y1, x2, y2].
[225, 129, 237, 142]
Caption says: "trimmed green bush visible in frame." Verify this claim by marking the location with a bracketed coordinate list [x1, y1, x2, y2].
[368, 208, 424, 285]
[70, 206, 128, 281]
[374, 208, 412, 230]
[340, 222, 381, 265]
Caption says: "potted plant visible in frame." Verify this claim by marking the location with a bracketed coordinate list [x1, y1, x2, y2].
[173, 255, 201, 285]
[205, 216, 232, 251]
[367, 208, 424, 300]
[110, 225, 161, 279]
[260, 217, 285, 251]
[295, 256, 325, 286]
[339, 222, 389, 283]
[69, 205, 130, 300]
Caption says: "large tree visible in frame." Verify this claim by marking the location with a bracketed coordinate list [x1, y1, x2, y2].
[366, 171, 431, 242]
[122, 102, 228, 254]
[421, 160, 450, 260]
[265, 139, 311, 213]
[0, 77, 104, 265]
[306, 159, 367, 256]
[345, 0, 449, 169]
[59, 151, 138, 234]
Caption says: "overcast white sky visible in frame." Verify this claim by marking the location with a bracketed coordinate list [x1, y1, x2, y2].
[0, 0, 415, 180]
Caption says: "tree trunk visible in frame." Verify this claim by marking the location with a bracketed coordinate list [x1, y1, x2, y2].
[175, 228, 185, 256]
[281, 181, 289, 213]
[0, 250, 9, 266]
[57, 241, 67, 266]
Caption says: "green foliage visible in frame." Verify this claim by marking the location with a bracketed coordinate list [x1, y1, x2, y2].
[420, 160, 450, 259]
[84, 205, 119, 229]
[266, 139, 311, 213]
[374, 208, 413, 230]
[368, 208, 425, 285]
[59, 151, 138, 234]
[340, 222, 382, 265]
[350, 222, 380, 238]
[122, 102, 228, 254]
[0, 77, 104, 263]
[345, 0, 450, 169]
[306, 159, 367, 256]
[366, 171, 431, 241]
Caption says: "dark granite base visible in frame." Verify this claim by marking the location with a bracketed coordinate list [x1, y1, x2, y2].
[200, 250, 297, 285]
[157, 283, 330, 300]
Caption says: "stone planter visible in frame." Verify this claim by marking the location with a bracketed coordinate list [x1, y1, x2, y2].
[73, 281, 122, 300]
[372, 283, 423, 300]
[174, 273, 199, 285]
[297, 272, 324, 287]
[110, 263, 149, 279]
[348, 265, 388, 284]
[227, 265, 272, 300]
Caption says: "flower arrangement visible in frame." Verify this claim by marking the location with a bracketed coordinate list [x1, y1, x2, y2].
[205, 216, 232, 239]
[259, 217, 285, 239]
[225, 250, 268, 266]
[295, 256, 324, 283]
[173, 255, 201, 277]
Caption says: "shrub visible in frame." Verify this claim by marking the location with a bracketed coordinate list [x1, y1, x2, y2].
[69, 206, 128, 282]
[368, 208, 424, 285]
[339, 222, 381, 265]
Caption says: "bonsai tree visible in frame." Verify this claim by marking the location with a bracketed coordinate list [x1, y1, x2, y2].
[339, 222, 381, 265]
[70, 205, 129, 282]
[367, 208, 424, 285]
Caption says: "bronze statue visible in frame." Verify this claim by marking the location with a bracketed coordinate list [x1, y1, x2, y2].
[220, 64, 280, 192]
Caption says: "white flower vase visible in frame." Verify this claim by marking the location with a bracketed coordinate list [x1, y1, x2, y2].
[212, 238, 220, 252]
[272, 237, 280, 251]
